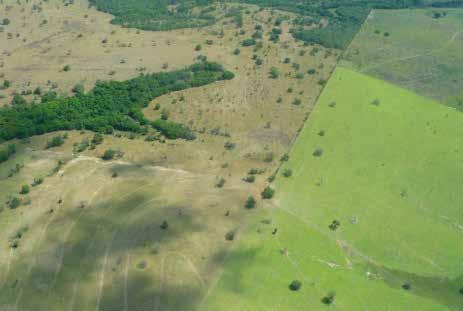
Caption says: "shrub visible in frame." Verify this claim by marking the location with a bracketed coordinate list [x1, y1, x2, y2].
[255, 58, 263, 66]
[402, 283, 411, 290]
[224, 141, 235, 150]
[20, 185, 30, 195]
[313, 148, 323, 157]
[205, 39, 213, 45]
[225, 230, 235, 241]
[283, 168, 292, 177]
[269, 67, 279, 79]
[261, 186, 274, 199]
[3, 80, 11, 88]
[233, 48, 240, 55]
[263, 152, 274, 163]
[252, 30, 263, 39]
[0, 144, 16, 163]
[280, 153, 289, 162]
[195, 44, 202, 51]
[152, 119, 196, 140]
[46, 135, 65, 149]
[160, 220, 169, 230]
[63, 64, 71, 72]
[33, 87, 42, 95]
[243, 175, 255, 183]
[289, 280, 302, 291]
[2, 18, 10, 25]
[295, 72, 304, 80]
[329, 220, 340, 231]
[371, 99, 381, 106]
[221, 71, 235, 80]
[216, 177, 226, 188]
[102, 149, 116, 160]
[7, 196, 21, 209]
[283, 57, 291, 64]
[292, 98, 301, 106]
[321, 292, 335, 305]
[72, 83, 85, 96]
[32, 177, 44, 187]
[11, 94, 27, 106]
[92, 133, 104, 145]
[242, 38, 256, 46]
[307, 68, 316, 75]
[244, 196, 256, 209]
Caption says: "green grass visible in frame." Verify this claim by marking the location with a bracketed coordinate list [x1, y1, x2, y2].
[342, 8, 463, 105]
[203, 66, 463, 310]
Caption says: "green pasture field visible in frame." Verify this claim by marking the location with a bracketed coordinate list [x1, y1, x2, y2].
[342, 8, 463, 107]
[203, 66, 463, 310]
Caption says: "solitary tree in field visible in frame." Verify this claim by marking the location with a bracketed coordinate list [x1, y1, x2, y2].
[289, 280, 302, 291]
[245, 196, 256, 209]
[261, 186, 274, 199]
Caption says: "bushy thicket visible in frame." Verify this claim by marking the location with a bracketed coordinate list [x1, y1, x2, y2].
[0, 61, 234, 141]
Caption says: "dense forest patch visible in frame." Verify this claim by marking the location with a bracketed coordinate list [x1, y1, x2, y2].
[0, 61, 234, 141]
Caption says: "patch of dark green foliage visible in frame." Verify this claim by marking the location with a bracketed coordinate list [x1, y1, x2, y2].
[0, 61, 234, 142]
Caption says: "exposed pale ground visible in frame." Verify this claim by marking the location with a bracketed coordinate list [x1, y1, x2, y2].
[0, 0, 338, 310]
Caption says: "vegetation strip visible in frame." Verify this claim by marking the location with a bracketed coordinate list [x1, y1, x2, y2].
[0, 61, 234, 141]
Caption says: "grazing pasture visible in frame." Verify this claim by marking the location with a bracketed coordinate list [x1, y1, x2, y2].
[203, 66, 463, 310]
[342, 8, 463, 106]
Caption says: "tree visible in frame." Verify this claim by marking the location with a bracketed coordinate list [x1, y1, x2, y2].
[160, 220, 168, 230]
[244, 196, 256, 209]
[269, 67, 279, 79]
[261, 186, 275, 199]
[289, 280, 302, 291]
[2, 18, 10, 25]
[20, 184, 30, 195]
[307, 68, 316, 75]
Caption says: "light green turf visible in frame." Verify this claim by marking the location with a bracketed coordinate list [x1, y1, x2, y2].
[342, 8, 463, 106]
[202, 67, 463, 310]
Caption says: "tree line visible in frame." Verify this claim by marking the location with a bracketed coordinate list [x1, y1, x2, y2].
[0, 61, 234, 142]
